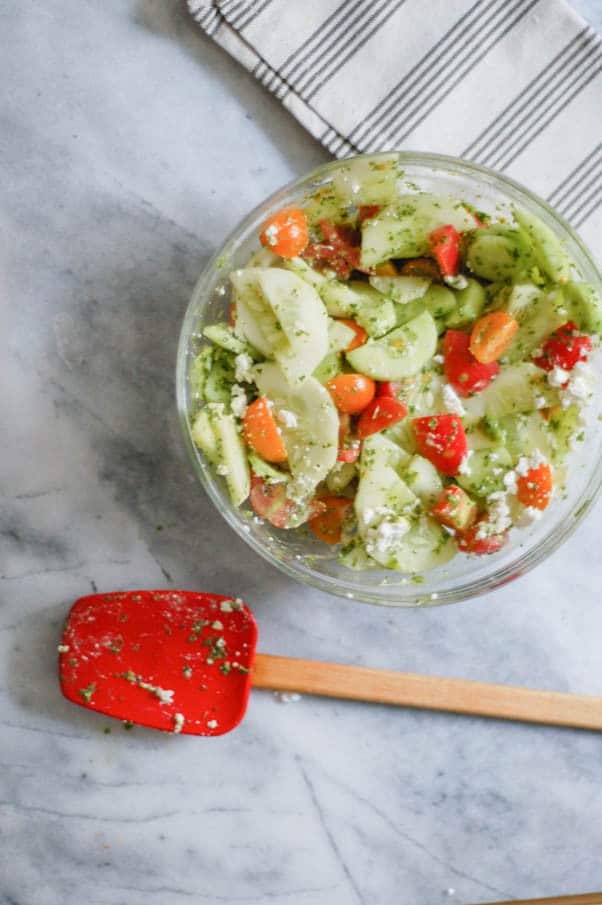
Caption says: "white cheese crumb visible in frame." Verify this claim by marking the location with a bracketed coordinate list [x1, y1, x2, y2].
[277, 408, 298, 429]
[479, 491, 512, 538]
[234, 352, 254, 383]
[458, 449, 473, 475]
[230, 383, 247, 418]
[515, 449, 547, 476]
[515, 506, 544, 527]
[173, 713, 185, 734]
[444, 274, 469, 290]
[503, 469, 518, 495]
[559, 361, 595, 409]
[442, 383, 466, 416]
[57, 644, 70, 653]
[263, 223, 278, 246]
[138, 682, 174, 705]
[534, 395, 547, 409]
[220, 600, 233, 612]
[216, 463, 229, 476]
[207, 719, 219, 729]
[432, 354, 444, 364]
[211, 620, 223, 630]
[275, 692, 302, 703]
[547, 365, 569, 388]
[365, 517, 410, 557]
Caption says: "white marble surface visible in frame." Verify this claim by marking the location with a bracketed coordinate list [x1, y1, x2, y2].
[2, 2, 602, 904]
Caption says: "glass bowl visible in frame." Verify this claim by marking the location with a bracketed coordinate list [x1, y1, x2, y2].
[176, 152, 602, 607]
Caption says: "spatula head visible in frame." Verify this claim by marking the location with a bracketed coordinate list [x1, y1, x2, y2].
[59, 590, 257, 736]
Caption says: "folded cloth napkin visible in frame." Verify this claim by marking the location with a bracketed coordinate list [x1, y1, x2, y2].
[189, 0, 601, 255]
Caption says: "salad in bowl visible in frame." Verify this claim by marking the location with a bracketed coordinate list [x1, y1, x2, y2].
[177, 153, 602, 605]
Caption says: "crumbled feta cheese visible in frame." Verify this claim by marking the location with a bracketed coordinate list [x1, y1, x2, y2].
[503, 469, 518, 495]
[444, 274, 469, 290]
[547, 365, 570, 388]
[534, 395, 547, 409]
[263, 224, 278, 246]
[559, 361, 595, 409]
[207, 719, 219, 729]
[173, 713, 185, 734]
[220, 600, 233, 612]
[515, 506, 544, 527]
[57, 644, 70, 653]
[365, 517, 410, 557]
[230, 383, 247, 418]
[211, 620, 223, 630]
[277, 408, 298, 429]
[216, 463, 229, 476]
[234, 353, 254, 383]
[432, 354, 444, 364]
[479, 491, 512, 537]
[515, 449, 547, 476]
[138, 682, 174, 705]
[458, 449, 473, 475]
[442, 383, 466, 416]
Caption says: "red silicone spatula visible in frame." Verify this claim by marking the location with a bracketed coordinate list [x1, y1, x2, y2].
[60, 590, 602, 736]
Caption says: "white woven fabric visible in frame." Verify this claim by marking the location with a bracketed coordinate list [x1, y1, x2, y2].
[189, 0, 601, 255]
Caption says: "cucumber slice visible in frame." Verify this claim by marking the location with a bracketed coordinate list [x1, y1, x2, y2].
[505, 288, 567, 363]
[338, 537, 379, 571]
[463, 363, 558, 421]
[465, 232, 524, 282]
[328, 319, 357, 353]
[202, 348, 236, 404]
[303, 185, 353, 226]
[403, 455, 443, 505]
[397, 369, 445, 418]
[369, 275, 430, 303]
[456, 447, 512, 498]
[355, 463, 417, 533]
[445, 278, 486, 327]
[191, 407, 219, 463]
[331, 154, 401, 205]
[360, 194, 475, 268]
[382, 516, 456, 573]
[564, 282, 602, 335]
[247, 451, 288, 484]
[284, 256, 327, 289]
[421, 285, 456, 320]
[200, 403, 250, 506]
[547, 404, 583, 463]
[346, 310, 437, 380]
[513, 206, 573, 282]
[247, 247, 280, 268]
[502, 282, 543, 318]
[313, 351, 342, 384]
[320, 280, 396, 337]
[203, 323, 254, 356]
[254, 363, 338, 499]
[359, 433, 411, 477]
[189, 346, 214, 407]
[497, 413, 553, 463]
[326, 461, 357, 493]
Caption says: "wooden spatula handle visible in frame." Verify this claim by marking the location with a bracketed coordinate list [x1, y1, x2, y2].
[252, 653, 602, 731]
[480, 895, 602, 905]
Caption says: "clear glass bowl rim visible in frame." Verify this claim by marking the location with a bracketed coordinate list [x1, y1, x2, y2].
[176, 150, 602, 607]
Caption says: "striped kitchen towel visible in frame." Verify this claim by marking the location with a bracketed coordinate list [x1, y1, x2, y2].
[188, 0, 602, 255]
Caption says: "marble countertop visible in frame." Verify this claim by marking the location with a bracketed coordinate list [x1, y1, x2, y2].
[2, 3, 602, 903]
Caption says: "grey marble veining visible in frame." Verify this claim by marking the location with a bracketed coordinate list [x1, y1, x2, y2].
[2, 2, 602, 904]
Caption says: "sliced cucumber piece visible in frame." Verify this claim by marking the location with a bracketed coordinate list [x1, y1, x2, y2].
[445, 278, 487, 327]
[202, 348, 236, 404]
[505, 288, 567, 363]
[328, 318, 357, 353]
[360, 194, 475, 268]
[397, 369, 445, 418]
[463, 363, 558, 421]
[359, 433, 411, 477]
[465, 232, 524, 282]
[200, 403, 250, 506]
[456, 447, 512, 498]
[320, 280, 396, 337]
[421, 284, 456, 320]
[313, 351, 342, 384]
[382, 516, 456, 573]
[564, 282, 602, 335]
[303, 184, 353, 226]
[254, 362, 338, 499]
[403, 455, 443, 505]
[247, 451, 288, 484]
[513, 206, 573, 282]
[497, 413, 553, 463]
[355, 463, 417, 533]
[331, 154, 401, 205]
[203, 323, 253, 356]
[191, 407, 219, 463]
[284, 256, 327, 289]
[503, 282, 543, 318]
[326, 461, 357, 493]
[346, 310, 437, 380]
[189, 346, 214, 407]
[547, 404, 583, 464]
[338, 537, 379, 571]
[247, 247, 280, 268]
[369, 274, 430, 303]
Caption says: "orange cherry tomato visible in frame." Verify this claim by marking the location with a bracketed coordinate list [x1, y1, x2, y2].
[469, 311, 519, 364]
[308, 496, 352, 545]
[260, 207, 309, 258]
[337, 318, 368, 351]
[516, 463, 553, 510]
[326, 374, 376, 414]
[229, 302, 237, 327]
[243, 397, 288, 463]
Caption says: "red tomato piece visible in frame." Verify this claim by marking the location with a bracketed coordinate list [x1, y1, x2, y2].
[376, 381, 403, 398]
[516, 463, 553, 510]
[308, 496, 352, 545]
[260, 207, 309, 258]
[429, 224, 461, 277]
[431, 485, 477, 532]
[443, 329, 500, 397]
[337, 318, 368, 351]
[533, 322, 592, 373]
[243, 397, 288, 463]
[412, 414, 468, 476]
[356, 397, 408, 439]
[302, 219, 361, 280]
[337, 413, 361, 463]
[457, 520, 508, 555]
[249, 476, 296, 528]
